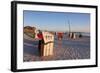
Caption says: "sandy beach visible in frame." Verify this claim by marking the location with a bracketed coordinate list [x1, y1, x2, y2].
[23, 34, 90, 62]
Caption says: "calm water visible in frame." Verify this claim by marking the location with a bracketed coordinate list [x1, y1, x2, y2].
[81, 32, 90, 36]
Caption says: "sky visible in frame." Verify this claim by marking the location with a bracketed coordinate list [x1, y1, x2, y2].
[23, 10, 90, 33]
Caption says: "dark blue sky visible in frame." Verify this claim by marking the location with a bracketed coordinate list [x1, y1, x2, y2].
[24, 10, 90, 32]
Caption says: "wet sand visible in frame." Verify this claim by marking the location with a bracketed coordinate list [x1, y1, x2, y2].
[23, 34, 90, 62]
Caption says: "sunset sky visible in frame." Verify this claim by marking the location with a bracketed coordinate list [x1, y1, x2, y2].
[24, 10, 90, 33]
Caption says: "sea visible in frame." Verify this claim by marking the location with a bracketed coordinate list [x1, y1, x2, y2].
[81, 32, 90, 36]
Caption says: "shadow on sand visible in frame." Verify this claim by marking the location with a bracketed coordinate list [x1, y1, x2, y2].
[24, 39, 39, 56]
